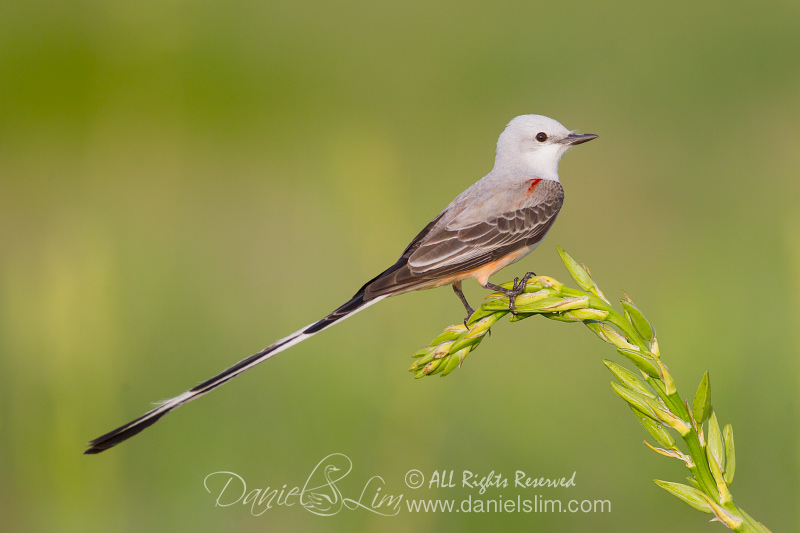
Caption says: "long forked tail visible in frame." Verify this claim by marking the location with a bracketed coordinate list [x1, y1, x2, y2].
[84, 291, 387, 454]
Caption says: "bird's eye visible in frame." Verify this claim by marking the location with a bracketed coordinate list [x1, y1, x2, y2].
[535, 132, 548, 142]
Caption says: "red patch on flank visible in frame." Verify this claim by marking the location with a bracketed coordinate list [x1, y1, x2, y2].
[526, 178, 542, 194]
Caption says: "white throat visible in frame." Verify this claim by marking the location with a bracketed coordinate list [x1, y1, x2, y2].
[494, 143, 566, 181]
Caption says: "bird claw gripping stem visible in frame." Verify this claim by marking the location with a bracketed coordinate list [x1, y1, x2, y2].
[483, 271, 537, 314]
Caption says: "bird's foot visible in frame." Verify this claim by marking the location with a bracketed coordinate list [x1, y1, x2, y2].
[484, 271, 536, 314]
[462, 310, 475, 328]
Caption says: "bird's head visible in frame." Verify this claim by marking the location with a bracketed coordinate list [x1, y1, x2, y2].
[494, 114, 597, 180]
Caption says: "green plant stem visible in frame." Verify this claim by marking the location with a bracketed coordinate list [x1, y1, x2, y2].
[604, 303, 723, 502]
[409, 249, 771, 533]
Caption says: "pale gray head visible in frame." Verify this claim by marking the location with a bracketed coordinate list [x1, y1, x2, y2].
[494, 114, 597, 180]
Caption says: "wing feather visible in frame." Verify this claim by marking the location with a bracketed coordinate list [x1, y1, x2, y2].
[408, 180, 564, 275]
[362, 179, 564, 298]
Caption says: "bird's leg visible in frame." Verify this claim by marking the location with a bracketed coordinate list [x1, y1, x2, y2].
[515, 271, 536, 292]
[483, 271, 536, 314]
[452, 281, 475, 326]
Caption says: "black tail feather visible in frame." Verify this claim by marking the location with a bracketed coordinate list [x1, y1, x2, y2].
[84, 408, 170, 455]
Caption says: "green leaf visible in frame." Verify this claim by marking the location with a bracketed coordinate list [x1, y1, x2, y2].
[724, 424, 736, 485]
[644, 397, 692, 436]
[616, 348, 660, 378]
[557, 247, 594, 291]
[657, 361, 677, 396]
[439, 352, 462, 376]
[610, 382, 657, 419]
[620, 300, 654, 341]
[513, 289, 558, 308]
[692, 371, 711, 424]
[566, 308, 609, 321]
[707, 411, 725, 472]
[632, 408, 675, 448]
[412, 346, 434, 359]
[416, 357, 445, 377]
[529, 295, 591, 313]
[700, 494, 742, 528]
[428, 326, 467, 346]
[541, 312, 581, 322]
[706, 443, 732, 504]
[585, 322, 638, 351]
[450, 332, 482, 353]
[653, 480, 712, 514]
[508, 312, 534, 322]
[603, 360, 654, 397]
[410, 349, 437, 370]
[645, 374, 668, 397]
[686, 476, 702, 491]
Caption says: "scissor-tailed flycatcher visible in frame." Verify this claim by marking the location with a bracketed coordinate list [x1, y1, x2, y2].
[85, 114, 597, 454]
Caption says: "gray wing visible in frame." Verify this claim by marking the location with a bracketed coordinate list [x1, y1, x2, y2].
[363, 179, 564, 298]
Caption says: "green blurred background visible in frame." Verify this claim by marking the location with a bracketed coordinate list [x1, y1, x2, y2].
[1, 0, 798, 531]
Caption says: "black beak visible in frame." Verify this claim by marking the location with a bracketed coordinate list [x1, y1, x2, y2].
[560, 132, 598, 145]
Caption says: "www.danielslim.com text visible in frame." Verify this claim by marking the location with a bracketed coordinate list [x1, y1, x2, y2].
[405, 495, 611, 514]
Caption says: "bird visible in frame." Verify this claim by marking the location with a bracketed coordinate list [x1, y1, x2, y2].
[84, 114, 597, 454]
